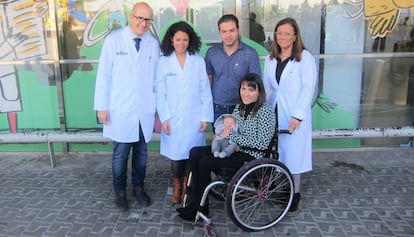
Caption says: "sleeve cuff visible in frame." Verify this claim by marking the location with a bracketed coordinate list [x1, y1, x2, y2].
[292, 116, 302, 122]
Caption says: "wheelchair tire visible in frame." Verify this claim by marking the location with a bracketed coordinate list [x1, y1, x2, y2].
[225, 158, 294, 232]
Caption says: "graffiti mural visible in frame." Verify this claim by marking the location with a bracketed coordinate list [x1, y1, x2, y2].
[345, 0, 414, 38]
[0, 0, 49, 133]
[0, 0, 412, 151]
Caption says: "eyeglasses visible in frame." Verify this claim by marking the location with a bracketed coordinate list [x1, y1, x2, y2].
[275, 32, 294, 37]
[132, 15, 153, 24]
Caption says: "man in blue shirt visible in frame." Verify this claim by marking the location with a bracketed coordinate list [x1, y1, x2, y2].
[205, 14, 262, 121]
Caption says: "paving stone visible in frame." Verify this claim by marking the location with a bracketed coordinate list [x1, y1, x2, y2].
[44, 222, 73, 236]
[0, 149, 413, 236]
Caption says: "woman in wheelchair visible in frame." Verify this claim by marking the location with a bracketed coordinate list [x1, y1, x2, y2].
[176, 73, 276, 221]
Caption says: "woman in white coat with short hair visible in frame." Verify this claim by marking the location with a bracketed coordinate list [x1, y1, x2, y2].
[263, 17, 317, 216]
[156, 21, 213, 204]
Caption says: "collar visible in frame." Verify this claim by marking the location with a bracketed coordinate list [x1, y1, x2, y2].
[277, 55, 293, 63]
[128, 26, 145, 41]
[218, 39, 245, 52]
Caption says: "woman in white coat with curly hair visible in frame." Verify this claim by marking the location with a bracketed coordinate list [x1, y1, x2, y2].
[156, 21, 213, 205]
[263, 17, 317, 216]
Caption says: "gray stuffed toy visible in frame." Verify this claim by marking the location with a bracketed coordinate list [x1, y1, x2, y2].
[211, 114, 238, 158]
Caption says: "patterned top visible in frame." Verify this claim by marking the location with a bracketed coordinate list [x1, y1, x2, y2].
[229, 103, 276, 158]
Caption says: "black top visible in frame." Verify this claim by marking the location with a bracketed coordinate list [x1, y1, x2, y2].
[276, 57, 292, 83]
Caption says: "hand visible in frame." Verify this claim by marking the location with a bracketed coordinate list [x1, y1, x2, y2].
[288, 117, 301, 133]
[162, 120, 171, 135]
[199, 122, 208, 132]
[221, 128, 231, 138]
[97, 111, 109, 125]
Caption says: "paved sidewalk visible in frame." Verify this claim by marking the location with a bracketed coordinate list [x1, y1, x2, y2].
[0, 148, 413, 237]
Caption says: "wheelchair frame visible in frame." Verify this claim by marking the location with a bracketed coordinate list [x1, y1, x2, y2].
[183, 130, 294, 236]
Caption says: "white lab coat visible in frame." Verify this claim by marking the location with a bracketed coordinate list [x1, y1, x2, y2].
[94, 26, 160, 143]
[156, 52, 213, 160]
[263, 50, 317, 174]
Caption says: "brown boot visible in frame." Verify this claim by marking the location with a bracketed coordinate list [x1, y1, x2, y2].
[171, 178, 182, 204]
[181, 176, 188, 202]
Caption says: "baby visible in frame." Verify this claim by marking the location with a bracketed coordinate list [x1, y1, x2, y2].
[211, 114, 238, 158]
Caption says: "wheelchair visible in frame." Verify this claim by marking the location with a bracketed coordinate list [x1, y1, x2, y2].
[182, 130, 294, 236]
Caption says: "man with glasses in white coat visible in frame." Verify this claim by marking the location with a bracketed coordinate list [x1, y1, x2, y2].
[94, 2, 160, 212]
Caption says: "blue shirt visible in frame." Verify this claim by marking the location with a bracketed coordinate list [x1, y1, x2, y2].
[205, 41, 261, 105]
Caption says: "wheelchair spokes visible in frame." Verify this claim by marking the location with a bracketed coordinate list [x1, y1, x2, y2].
[183, 159, 293, 233]
[226, 159, 294, 231]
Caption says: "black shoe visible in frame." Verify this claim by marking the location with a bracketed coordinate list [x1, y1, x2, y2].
[133, 187, 152, 207]
[287, 192, 302, 217]
[177, 206, 197, 221]
[176, 206, 188, 214]
[176, 204, 209, 221]
[114, 191, 128, 212]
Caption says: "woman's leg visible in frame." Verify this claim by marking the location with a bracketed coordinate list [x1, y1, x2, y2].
[176, 146, 211, 217]
[171, 160, 187, 204]
[288, 174, 302, 216]
[197, 152, 253, 200]
[177, 151, 253, 221]
[181, 160, 191, 201]
[186, 146, 211, 204]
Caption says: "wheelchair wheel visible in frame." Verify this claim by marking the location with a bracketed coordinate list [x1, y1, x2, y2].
[225, 158, 294, 232]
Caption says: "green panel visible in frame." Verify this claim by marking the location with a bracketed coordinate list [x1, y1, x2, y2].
[63, 67, 99, 129]
[0, 69, 59, 151]
[0, 114, 8, 131]
[0, 143, 62, 152]
[63, 25, 103, 130]
[312, 93, 360, 148]
[92, 11, 110, 39]
[17, 70, 60, 130]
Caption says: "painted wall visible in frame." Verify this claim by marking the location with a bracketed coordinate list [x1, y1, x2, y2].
[1, 0, 413, 151]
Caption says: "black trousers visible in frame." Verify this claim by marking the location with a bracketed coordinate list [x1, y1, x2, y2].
[188, 146, 254, 205]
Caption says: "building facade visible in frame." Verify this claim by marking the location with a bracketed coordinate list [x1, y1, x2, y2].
[0, 0, 413, 151]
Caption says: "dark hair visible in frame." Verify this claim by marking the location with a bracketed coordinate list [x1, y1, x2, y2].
[270, 17, 306, 61]
[160, 21, 201, 56]
[249, 12, 256, 21]
[217, 14, 239, 30]
[238, 73, 266, 118]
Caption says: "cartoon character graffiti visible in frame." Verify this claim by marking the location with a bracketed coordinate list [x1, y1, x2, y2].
[344, 0, 414, 38]
[82, 0, 160, 47]
[0, 0, 49, 133]
[82, 0, 192, 47]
